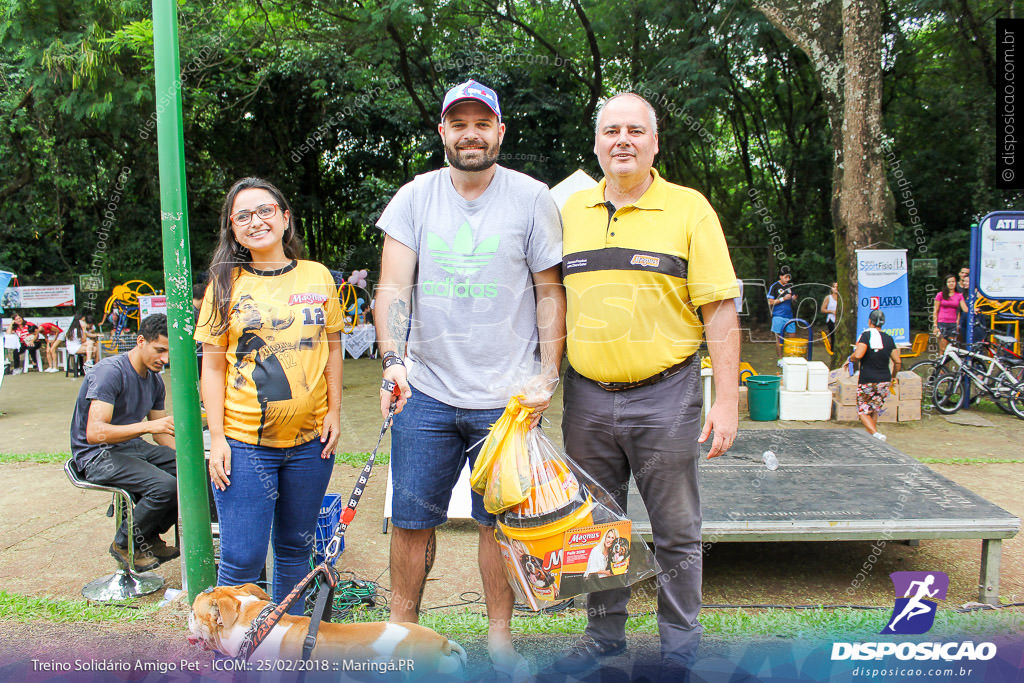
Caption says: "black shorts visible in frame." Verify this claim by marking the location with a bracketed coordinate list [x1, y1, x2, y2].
[937, 322, 958, 340]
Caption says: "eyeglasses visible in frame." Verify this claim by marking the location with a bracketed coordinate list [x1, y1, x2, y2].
[230, 203, 279, 227]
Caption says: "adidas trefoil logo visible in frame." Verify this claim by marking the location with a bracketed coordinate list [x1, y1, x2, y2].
[427, 222, 499, 277]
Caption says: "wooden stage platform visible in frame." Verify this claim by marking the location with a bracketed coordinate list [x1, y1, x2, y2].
[627, 429, 1019, 604]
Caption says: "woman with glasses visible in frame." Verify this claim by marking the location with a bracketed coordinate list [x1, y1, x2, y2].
[195, 177, 343, 611]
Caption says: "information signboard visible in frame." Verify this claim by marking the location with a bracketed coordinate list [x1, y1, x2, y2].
[977, 212, 1024, 300]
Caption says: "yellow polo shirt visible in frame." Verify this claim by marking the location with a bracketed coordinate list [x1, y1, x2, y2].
[562, 170, 739, 383]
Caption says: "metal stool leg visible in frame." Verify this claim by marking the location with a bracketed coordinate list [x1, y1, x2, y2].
[63, 459, 163, 600]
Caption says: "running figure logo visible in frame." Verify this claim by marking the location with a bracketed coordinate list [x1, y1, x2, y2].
[880, 571, 949, 635]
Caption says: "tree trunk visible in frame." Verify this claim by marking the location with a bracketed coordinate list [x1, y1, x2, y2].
[840, 0, 889, 358]
[754, 0, 891, 367]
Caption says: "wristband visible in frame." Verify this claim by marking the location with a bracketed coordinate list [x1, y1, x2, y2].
[382, 351, 405, 372]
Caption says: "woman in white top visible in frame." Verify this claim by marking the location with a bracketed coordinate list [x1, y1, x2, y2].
[65, 310, 100, 367]
[821, 281, 838, 339]
[583, 527, 619, 578]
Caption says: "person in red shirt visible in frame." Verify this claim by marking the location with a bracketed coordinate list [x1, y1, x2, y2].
[6, 312, 42, 374]
[37, 321, 64, 372]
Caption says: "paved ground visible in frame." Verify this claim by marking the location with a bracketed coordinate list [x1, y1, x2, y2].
[1, 335, 1022, 678]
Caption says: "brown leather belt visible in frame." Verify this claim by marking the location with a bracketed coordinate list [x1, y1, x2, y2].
[596, 355, 694, 392]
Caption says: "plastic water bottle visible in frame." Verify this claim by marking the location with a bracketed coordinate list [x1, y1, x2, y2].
[762, 450, 779, 471]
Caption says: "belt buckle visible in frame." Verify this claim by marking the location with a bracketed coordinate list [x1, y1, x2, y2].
[598, 377, 644, 392]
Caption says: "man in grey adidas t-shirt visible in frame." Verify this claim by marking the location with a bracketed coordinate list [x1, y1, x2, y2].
[375, 80, 564, 673]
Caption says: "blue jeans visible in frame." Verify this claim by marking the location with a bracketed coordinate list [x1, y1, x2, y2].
[389, 385, 505, 529]
[213, 437, 333, 614]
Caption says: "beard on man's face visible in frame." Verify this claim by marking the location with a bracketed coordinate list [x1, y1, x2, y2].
[445, 139, 501, 172]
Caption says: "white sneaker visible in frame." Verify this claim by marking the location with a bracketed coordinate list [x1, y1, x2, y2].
[12, 368, 22, 376]
[45, 367, 58, 373]
[873, 432, 887, 442]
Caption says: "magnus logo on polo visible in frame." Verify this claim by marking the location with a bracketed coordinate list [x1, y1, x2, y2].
[629, 254, 661, 268]
[423, 222, 500, 298]
[880, 571, 949, 635]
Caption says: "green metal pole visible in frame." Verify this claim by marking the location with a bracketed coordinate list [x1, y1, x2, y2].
[152, 0, 216, 600]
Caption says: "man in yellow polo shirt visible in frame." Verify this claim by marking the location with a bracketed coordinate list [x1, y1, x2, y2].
[555, 93, 741, 676]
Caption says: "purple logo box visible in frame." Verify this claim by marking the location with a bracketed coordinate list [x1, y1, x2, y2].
[890, 571, 949, 600]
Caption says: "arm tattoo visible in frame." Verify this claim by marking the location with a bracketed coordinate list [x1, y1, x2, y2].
[387, 298, 410, 358]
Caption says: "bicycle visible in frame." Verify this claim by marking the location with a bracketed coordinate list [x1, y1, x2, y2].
[908, 328, 1024, 412]
[979, 331, 1024, 383]
[930, 342, 1024, 418]
[906, 334, 961, 407]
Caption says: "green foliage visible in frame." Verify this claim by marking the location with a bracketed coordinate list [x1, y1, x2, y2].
[336, 605, 1022, 638]
[1, 0, 1020, 311]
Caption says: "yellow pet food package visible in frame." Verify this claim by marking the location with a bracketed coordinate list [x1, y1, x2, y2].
[469, 396, 533, 513]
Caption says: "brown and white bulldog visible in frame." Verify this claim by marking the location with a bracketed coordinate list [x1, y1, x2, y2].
[188, 584, 466, 676]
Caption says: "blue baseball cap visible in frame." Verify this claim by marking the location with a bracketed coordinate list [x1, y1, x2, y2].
[440, 80, 502, 121]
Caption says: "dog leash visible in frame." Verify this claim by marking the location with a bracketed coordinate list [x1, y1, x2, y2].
[233, 381, 401, 664]
[321, 378, 401, 566]
[234, 564, 337, 662]
[299, 380, 400, 664]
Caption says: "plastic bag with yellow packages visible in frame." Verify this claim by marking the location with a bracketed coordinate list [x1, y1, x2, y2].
[493, 427, 659, 610]
[469, 396, 534, 513]
[468, 375, 658, 611]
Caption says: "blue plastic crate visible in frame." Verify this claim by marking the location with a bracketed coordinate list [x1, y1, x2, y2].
[313, 493, 344, 563]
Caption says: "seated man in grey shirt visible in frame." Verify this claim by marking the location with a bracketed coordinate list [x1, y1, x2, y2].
[70, 313, 178, 572]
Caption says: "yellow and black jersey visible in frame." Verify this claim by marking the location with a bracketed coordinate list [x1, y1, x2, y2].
[195, 260, 343, 447]
[562, 170, 740, 383]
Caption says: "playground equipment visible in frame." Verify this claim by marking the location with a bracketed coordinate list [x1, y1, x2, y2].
[781, 318, 814, 360]
[102, 280, 157, 353]
[335, 269, 370, 334]
[818, 331, 834, 357]
[975, 296, 1023, 354]
[701, 356, 756, 384]
[899, 333, 929, 359]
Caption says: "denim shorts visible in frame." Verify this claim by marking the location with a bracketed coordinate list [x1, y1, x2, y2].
[937, 322, 959, 340]
[389, 385, 505, 529]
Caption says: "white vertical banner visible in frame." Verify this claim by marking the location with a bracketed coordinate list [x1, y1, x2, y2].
[856, 250, 910, 344]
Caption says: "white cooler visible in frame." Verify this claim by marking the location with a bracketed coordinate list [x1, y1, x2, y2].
[780, 357, 808, 392]
[806, 361, 829, 392]
[780, 389, 833, 420]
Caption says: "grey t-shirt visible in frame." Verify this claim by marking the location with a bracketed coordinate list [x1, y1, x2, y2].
[70, 354, 166, 469]
[376, 165, 563, 408]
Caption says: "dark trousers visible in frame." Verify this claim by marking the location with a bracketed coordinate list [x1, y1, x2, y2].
[13, 340, 42, 368]
[84, 440, 178, 548]
[562, 362, 704, 663]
